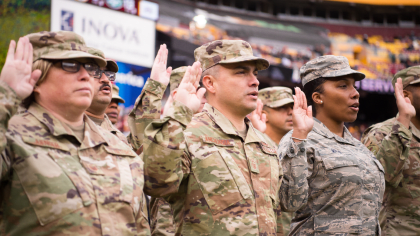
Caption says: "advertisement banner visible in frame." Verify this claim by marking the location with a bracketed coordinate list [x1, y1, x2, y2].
[74, 0, 140, 15]
[51, 0, 156, 67]
[115, 61, 151, 107]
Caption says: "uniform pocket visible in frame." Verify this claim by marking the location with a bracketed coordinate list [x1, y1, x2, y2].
[13, 151, 84, 226]
[314, 215, 362, 235]
[192, 149, 252, 214]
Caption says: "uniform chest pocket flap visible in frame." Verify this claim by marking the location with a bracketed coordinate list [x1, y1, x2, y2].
[79, 146, 138, 206]
[314, 215, 362, 235]
[192, 149, 253, 214]
[318, 150, 359, 170]
[12, 148, 84, 226]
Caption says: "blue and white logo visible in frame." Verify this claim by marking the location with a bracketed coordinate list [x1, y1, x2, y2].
[61, 10, 74, 31]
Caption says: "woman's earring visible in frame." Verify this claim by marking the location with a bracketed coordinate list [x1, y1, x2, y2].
[320, 100, 323, 104]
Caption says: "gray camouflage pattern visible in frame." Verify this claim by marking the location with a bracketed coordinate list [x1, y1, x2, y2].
[278, 118, 385, 235]
[300, 55, 365, 86]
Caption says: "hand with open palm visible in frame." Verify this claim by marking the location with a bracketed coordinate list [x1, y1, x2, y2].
[291, 87, 313, 140]
[175, 62, 206, 113]
[150, 44, 172, 85]
[248, 99, 267, 133]
[395, 77, 416, 128]
[0, 37, 41, 99]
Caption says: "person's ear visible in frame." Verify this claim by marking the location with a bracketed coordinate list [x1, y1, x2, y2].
[202, 75, 216, 94]
[312, 92, 323, 105]
[262, 110, 269, 123]
[171, 90, 177, 99]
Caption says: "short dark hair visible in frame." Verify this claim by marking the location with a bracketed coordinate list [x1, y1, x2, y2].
[302, 77, 327, 117]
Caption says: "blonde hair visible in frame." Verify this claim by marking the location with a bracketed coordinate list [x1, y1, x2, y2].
[22, 59, 53, 108]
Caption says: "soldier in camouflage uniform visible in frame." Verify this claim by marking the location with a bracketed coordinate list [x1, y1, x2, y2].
[257, 86, 294, 236]
[279, 55, 385, 235]
[0, 31, 150, 235]
[105, 84, 125, 125]
[361, 66, 420, 236]
[142, 40, 283, 235]
[83, 54, 129, 145]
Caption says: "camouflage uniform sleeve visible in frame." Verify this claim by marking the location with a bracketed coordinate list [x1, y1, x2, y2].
[143, 100, 193, 198]
[127, 79, 167, 151]
[361, 120, 411, 188]
[278, 135, 309, 212]
[0, 81, 21, 179]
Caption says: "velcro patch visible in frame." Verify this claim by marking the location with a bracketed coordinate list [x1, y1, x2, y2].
[104, 146, 137, 157]
[260, 143, 277, 154]
[22, 136, 69, 151]
[202, 136, 234, 146]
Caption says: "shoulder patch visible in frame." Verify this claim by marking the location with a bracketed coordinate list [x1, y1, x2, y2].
[201, 136, 234, 146]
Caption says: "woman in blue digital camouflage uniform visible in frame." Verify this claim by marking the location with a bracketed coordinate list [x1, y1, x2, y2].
[278, 55, 385, 236]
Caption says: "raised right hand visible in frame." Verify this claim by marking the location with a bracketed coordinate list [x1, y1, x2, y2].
[0, 37, 41, 99]
[150, 44, 172, 85]
[175, 61, 206, 113]
[291, 87, 313, 140]
[395, 77, 415, 128]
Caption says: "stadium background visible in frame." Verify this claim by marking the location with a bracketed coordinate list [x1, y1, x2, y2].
[1, 0, 419, 139]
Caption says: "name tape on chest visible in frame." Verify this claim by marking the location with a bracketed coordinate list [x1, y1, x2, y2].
[21, 136, 69, 151]
[202, 136, 235, 146]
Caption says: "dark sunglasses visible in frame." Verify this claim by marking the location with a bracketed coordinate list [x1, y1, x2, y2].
[55, 60, 116, 81]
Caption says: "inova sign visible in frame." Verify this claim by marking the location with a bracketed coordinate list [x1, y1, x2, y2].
[51, 0, 155, 68]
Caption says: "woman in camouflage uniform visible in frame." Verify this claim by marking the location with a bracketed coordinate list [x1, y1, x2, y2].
[0, 32, 150, 235]
[278, 55, 385, 235]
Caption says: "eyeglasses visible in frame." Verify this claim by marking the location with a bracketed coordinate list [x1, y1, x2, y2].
[56, 60, 101, 78]
[55, 60, 116, 81]
[98, 70, 116, 81]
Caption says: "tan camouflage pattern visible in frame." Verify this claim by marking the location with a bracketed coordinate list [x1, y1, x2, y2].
[361, 117, 420, 236]
[300, 55, 365, 86]
[27, 31, 106, 67]
[278, 118, 385, 235]
[258, 86, 294, 108]
[392, 65, 420, 89]
[112, 84, 125, 104]
[194, 40, 269, 71]
[127, 79, 167, 152]
[150, 198, 175, 236]
[0, 82, 150, 235]
[142, 101, 282, 235]
[106, 59, 118, 72]
[262, 133, 294, 236]
[169, 66, 187, 94]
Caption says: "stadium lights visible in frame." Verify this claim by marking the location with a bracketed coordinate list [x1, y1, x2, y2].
[193, 14, 207, 29]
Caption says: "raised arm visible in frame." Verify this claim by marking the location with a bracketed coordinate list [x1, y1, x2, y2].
[0, 37, 41, 179]
[143, 62, 206, 197]
[127, 44, 172, 151]
[279, 87, 313, 212]
[361, 78, 415, 187]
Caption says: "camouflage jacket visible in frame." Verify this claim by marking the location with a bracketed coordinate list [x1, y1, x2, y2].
[124, 78, 176, 235]
[101, 114, 130, 146]
[361, 117, 420, 236]
[262, 133, 293, 236]
[128, 79, 166, 152]
[278, 118, 385, 236]
[143, 102, 282, 235]
[0, 82, 150, 235]
[150, 198, 175, 236]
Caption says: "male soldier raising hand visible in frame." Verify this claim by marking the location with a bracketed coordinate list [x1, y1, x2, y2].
[143, 40, 282, 235]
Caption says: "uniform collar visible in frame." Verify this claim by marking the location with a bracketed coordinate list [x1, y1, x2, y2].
[410, 122, 420, 140]
[28, 103, 109, 148]
[312, 118, 355, 145]
[101, 114, 120, 135]
[202, 103, 265, 144]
